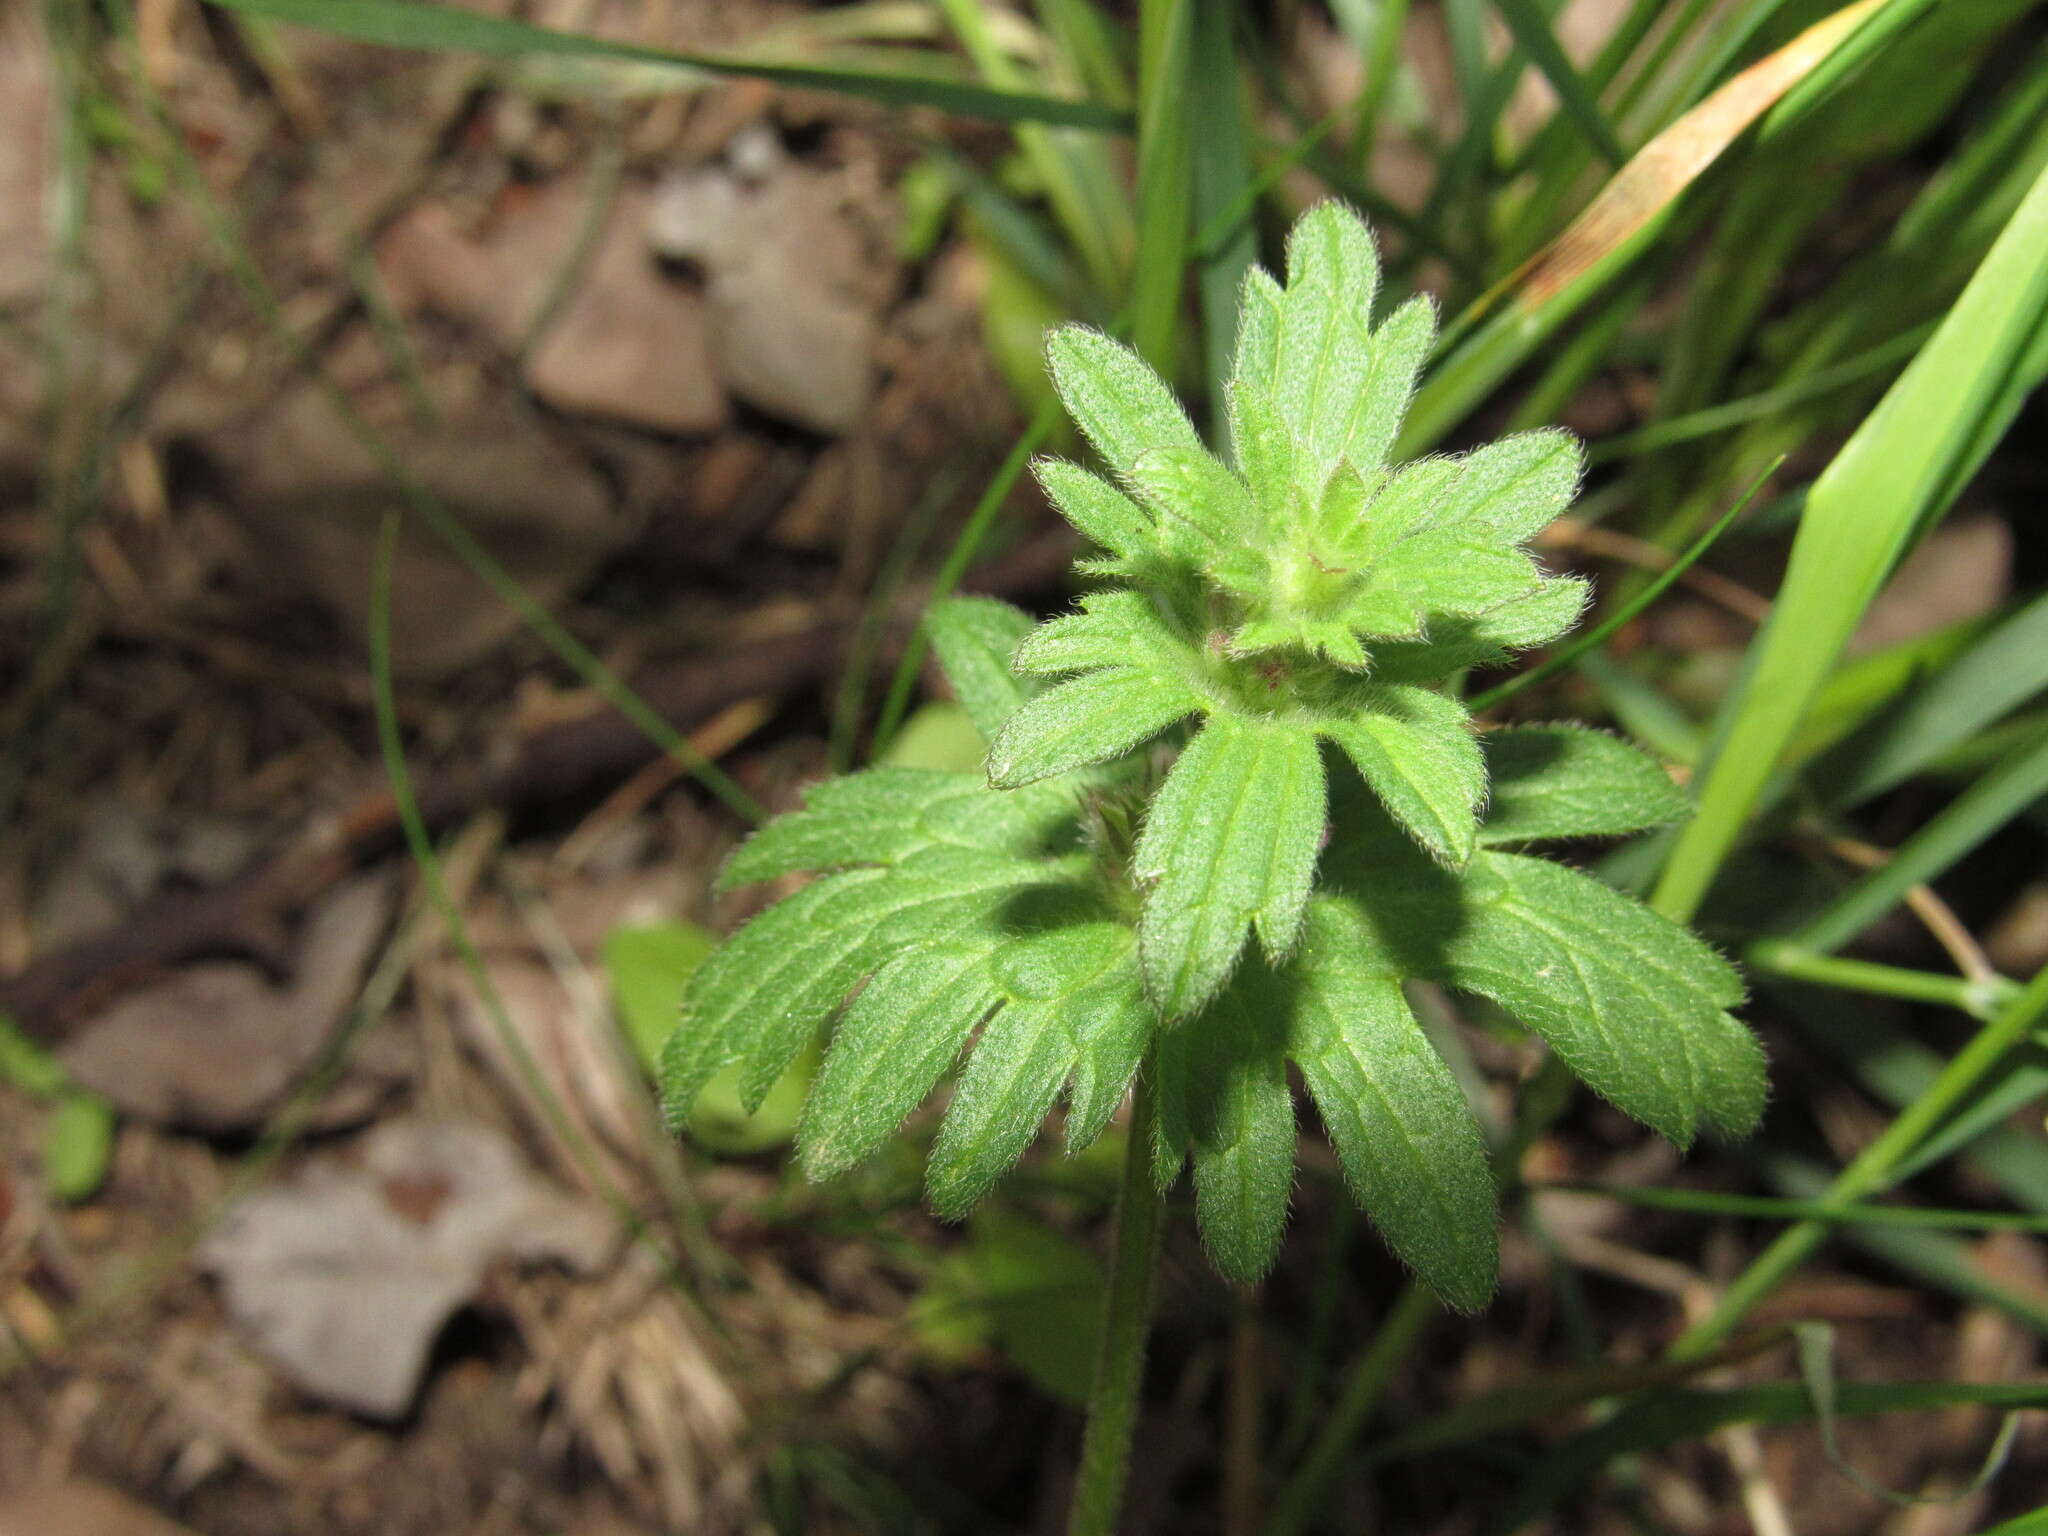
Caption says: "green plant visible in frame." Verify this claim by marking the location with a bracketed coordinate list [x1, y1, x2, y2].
[661, 202, 1766, 1528]
[0, 1013, 115, 1204]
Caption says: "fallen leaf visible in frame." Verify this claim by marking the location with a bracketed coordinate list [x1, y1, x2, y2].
[0, 1482, 198, 1536]
[647, 154, 887, 435]
[0, 11, 49, 312]
[199, 1117, 616, 1418]
[211, 374, 626, 676]
[61, 874, 391, 1131]
[378, 181, 727, 435]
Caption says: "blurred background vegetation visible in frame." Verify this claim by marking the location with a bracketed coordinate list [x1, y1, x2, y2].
[2, 0, 2048, 1531]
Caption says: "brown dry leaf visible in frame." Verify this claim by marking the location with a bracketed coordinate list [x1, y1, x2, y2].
[647, 140, 887, 435]
[60, 873, 391, 1130]
[0, 13, 48, 490]
[0, 12, 49, 312]
[1512, 0, 1887, 307]
[211, 372, 624, 675]
[0, 1482, 199, 1536]
[378, 180, 727, 435]
[199, 1117, 617, 1418]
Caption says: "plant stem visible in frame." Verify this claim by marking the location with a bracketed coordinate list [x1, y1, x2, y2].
[1747, 941, 2019, 1020]
[1669, 959, 2048, 1359]
[1067, 1067, 1166, 1536]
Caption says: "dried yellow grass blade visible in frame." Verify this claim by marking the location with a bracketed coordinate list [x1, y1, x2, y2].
[1516, 0, 1886, 305]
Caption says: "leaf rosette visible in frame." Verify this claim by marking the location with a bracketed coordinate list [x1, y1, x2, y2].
[661, 203, 1765, 1306]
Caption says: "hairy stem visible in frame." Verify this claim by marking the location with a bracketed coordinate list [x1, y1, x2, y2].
[1067, 1065, 1166, 1536]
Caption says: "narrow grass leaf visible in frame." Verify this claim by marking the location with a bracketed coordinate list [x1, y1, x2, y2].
[1403, 0, 1893, 454]
[1489, 0, 1625, 167]
[1493, 1380, 2048, 1533]
[203, 0, 1129, 128]
[1125, 0, 1195, 370]
[1817, 588, 2048, 807]
[1656, 157, 2048, 922]
[1795, 724, 2048, 954]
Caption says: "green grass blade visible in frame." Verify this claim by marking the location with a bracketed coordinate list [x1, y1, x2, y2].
[1402, 0, 1894, 455]
[1343, 0, 1410, 176]
[1490, 0, 1625, 167]
[202, 0, 1129, 128]
[1767, 1157, 2048, 1338]
[1541, 1183, 2048, 1235]
[1792, 726, 2048, 954]
[1187, 0, 1255, 413]
[870, 400, 1061, 755]
[1126, 0, 1195, 371]
[1748, 943, 2015, 1019]
[1587, 325, 1928, 463]
[1653, 155, 2048, 923]
[936, 0, 1130, 294]
[1671, 962, 2048, 1360]
[1787, 995, 2048, 1201]
[1492, 1379, 2048, 1533]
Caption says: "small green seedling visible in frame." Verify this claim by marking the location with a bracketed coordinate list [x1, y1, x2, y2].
[660, 202, 1765, 1528]
[0, 1012, 116, 1204]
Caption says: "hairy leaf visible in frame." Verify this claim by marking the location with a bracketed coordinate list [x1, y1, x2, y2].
[1157, 976, 1296, 1284]
[927, 996, 1076, 1219]
[661, 869, 892, 1127]
[1480, 726, 1690, 846]
[1339, 295, 1435, 481]
[1134, 713, 1326, 1017]
[665, 845, 1070, 1120]
[722, 768, 1074, 888]
[1439, 853, 1762, 1145]
[1288, 903, 1497, 1310]
[1033, 458, 1155, 571]
[662, 199, 1765, 1299]
[1323, 687, 1483, 865]
[926, 597, 1040, 739]
[927, 919, 1133, 1217]
[987, 665, 1205, 787]
[1127, 443, 1263, 555]
[800, 945, 1004, 1181]
[1012, 589, 1193, 679]
[1045, 326, 1204, 484]
[1063, 961, 1152, 1152]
